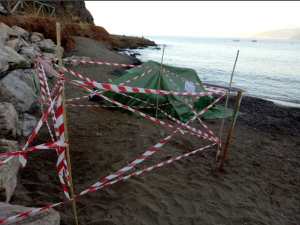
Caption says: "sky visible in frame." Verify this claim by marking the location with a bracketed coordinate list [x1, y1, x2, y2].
[85, 1, 300, 38]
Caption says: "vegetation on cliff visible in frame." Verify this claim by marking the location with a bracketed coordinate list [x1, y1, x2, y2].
[0, 1, 156, 51]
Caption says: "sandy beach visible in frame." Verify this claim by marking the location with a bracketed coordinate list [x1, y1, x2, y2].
[10, 37, 300, 225]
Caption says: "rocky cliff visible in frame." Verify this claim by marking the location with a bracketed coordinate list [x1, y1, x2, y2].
[0, 1, 156, 50]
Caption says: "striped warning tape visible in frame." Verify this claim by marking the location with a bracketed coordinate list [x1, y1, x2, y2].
[79, 92, 224, 192]
[41, 56, 157, 69]
[71, 79, 226, 97]
[162, 68, 227, 92]
[19, 88, 63, 168]
[65, 95, 90, 102]
[0, 142, 215, 224]
[65, 104, 156, 108]
[26, 59, 38, 79]
[40, 65, 71, 196]
[0, 141, 69, 168]
[157, 108, 217, 143]
[50, 60, 155, 87]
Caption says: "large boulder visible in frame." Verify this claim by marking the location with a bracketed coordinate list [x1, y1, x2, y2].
[0, 28, 8, 42]
[7, 38, 22, 52]
[11, 26, 29, 41]
[0, 139, 19, 203]
[0, 70, 38, 113]
[0, 103, 18, 139]
[18, 46, 36, 66]
[37, 39, 64, 55]
[0, 202, 60, 224]
[22, 69, 42, 94]
[0, 54, 9, 77]
[37, 39, 55, 53]
[20, 38, 31, 47]
[17, 113, 36, 137]
[31, 32, 44, 41]
[0, 46, 30, 70]
[30, 34, 41, 43]
[0, 23, 18, 39]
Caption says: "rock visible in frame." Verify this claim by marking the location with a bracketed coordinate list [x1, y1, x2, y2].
[17, 113, 36, 137]
[0, 23, 18, 39]
[31, 32, 44, 40]
[160, 130, 166, 136]
[11, 26, 29, 41]
[66, 55, 81, 67]
[0, 46, 30, 70]
[0, 140, 19, 203]
[0, 70, 38, 113]
[0, 28, 8, 41]
[18, 46, 36, 66]
[20, 38, 31, 47]
[37, 39, 63, 55]
[37, 39, 54, 52]
[0, 23, 14, 34]
[19, 54, 31, 69]
[71, 55, 81, 66]
[0, 54, 9, 77]
[22, 69, 42, 94]
[41, 52, 57, 59]
[30, 35, 41, 43]
[0, 103, 18, 139]
[0, 37, 6, 46]
[0, 202, 60, 224]
[82, 56, 92, 62]
[7, 38, 22, 52]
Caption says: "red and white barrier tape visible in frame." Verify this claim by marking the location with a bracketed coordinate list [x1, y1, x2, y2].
[163, 68, 227, 92]
[0, 142, 215, 224]
[65, 95, 90, 102]
[19, 89, 63, 168]
[41, 56, 157, 69]
[70, 79, 225, 97]
[0, 141, 68, 168]
[40, 65, 71, 195]
[65, 104, 156, 108]
[80, 92, 223, 192]
[26, 60, 38, 79]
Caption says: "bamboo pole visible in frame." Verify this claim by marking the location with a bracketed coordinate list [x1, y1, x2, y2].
[220, 90, 242, 169]
[155, 45, 166, 119]
[56, 22, 79, 225]
[215, 50, 239, 162]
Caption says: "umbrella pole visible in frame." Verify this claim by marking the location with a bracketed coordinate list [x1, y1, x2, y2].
[215, 50, 239, 162]
[155, 45, 166, 119]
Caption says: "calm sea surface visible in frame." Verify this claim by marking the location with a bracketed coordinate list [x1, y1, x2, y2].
[124, 36, 300, 107]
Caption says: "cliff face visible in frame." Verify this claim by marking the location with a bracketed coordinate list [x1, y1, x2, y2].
[0, 1, 156, 51]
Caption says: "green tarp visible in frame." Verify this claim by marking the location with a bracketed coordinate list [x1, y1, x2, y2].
[102, 60, 234, 122]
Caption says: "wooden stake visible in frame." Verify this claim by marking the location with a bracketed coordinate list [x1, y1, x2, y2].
[220, 90, 242, 169]
[155, 45, 166, 119]
[215, 50, 239, 162]
[56, 22, 79, 225]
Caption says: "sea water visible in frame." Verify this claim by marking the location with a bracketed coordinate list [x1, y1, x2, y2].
[124, 36, 300, 107]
